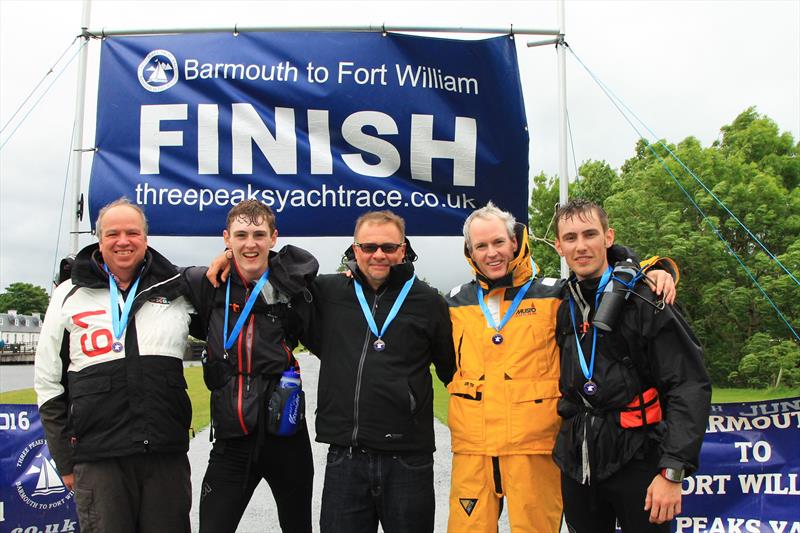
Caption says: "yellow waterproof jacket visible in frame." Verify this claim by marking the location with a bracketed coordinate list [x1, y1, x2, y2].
[445, 224, 563, 456]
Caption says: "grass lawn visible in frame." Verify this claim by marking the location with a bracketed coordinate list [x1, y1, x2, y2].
[711, 387, 800, 404]
[4, 368, 797, 430]
[0, 366, 212, 437]
[430, 382, 800, 424]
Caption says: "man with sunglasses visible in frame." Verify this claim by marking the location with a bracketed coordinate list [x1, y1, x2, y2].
[298, 210, 455, 533]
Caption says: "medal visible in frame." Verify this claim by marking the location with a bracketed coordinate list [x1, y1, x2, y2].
[105, 265, 141, 353]
[354, 275, 416, 354]
[568, 267, 614, 398]
[477, 261, 537, 348]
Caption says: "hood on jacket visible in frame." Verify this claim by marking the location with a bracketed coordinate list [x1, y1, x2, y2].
[464, 222, 535, 290]
[268, 244, 319, 298]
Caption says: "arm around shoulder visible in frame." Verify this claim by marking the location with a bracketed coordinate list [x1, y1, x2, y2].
[430, 292, 456, 386]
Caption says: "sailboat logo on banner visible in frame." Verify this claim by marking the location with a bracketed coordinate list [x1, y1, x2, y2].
[25, 453, 66, 496]
[138, 49, 179, 92]
[13, 437, 74, 511]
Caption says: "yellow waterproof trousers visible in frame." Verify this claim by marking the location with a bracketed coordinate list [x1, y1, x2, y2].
[447, 453, 562, 533]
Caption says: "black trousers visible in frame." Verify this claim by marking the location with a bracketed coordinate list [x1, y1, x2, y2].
[562, 454, 670, 533]
[199, 422, 314, 533]
[73, 452, 191, 533]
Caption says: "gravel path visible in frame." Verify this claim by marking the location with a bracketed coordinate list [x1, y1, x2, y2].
[188, 352, 517, 532]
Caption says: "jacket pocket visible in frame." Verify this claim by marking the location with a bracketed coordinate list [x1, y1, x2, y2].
[68, 375, 113, 438]
[203, 356, 233, 390]
[211, 374, 263, 438]
[447, 379, 485, 448]
[506, 379, 561, 450]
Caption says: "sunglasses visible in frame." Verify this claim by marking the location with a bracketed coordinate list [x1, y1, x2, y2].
[355, 242, 404, 254]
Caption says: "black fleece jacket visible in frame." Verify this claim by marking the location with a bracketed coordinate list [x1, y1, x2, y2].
[297, 239, 455, 453]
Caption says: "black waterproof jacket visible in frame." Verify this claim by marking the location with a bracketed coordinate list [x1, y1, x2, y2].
[553, 274, 711, 483]
[36, 244, 194, 473]
[182, 245, 318, 439]
[297, 240, 455, 453]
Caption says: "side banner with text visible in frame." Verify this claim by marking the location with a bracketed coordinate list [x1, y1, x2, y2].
[88, 32, 529, 236]
[677, 396, 799, 533]
[0, 404, 79, 533]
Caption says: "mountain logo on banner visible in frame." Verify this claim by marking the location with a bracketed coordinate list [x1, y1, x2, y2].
[14, 438, 73, 511]
[137, 49, 179, 92]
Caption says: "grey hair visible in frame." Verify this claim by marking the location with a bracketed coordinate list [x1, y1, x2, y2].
[95, 197, 149, 238]
[462, 201, 516, 250]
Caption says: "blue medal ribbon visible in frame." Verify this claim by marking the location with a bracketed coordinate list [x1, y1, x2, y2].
[568, 267, 613, 395]
[354, 275, 416, 349]
[223, 269, 270, 351]
[476, 261, 537, 342]
[104, 265, 141, 344]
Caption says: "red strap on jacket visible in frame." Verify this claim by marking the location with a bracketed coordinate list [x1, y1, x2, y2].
[619, 387, 662, 428]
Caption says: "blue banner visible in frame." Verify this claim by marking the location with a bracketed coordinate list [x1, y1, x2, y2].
[0, 405, 80, 533]
[676, 397, 799, 533]
[88, 32, 529, 236]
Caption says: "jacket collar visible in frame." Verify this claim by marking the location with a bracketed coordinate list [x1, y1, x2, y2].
[72, 242, 161, 289]
[465, 222, 535, 291]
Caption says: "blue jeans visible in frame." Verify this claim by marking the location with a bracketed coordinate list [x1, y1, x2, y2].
[320, 445, 435, 533]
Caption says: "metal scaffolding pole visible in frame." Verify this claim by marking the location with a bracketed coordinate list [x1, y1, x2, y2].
[527, 0, 569, 277]
[86, 24, 560, 37]
[556, 0, 569, 278]
[69, 0, 92, 253]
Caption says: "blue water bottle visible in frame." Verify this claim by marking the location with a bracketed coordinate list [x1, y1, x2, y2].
[280, 369, 302, 389]
[276, 369, 304, 436]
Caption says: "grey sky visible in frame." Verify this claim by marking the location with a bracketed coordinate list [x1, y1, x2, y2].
[1, 0, 798, 294]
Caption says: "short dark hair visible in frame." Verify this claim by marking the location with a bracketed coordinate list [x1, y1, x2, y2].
[226, 200, 276, 232]
[353, 210, 406, 240]
[554, 199, 609, 237]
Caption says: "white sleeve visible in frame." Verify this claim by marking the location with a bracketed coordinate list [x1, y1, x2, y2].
[34, 282, 73, 406]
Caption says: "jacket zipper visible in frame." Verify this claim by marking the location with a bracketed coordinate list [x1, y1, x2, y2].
[351, 287, 383, 446]
[236, 287, 250, 435]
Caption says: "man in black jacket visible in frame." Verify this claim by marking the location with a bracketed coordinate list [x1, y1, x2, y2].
[552, 199, 711, 532]
[183, 200, 318, 533]
[298, 210, 455, 533]
[35, 198, 194, 533]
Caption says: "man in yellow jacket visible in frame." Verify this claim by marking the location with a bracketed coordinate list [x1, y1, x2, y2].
[445, 202, 675, 532]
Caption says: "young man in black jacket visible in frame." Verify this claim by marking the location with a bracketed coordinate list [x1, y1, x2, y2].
[183, 200, 318, 533]
[553, 199, 711, 532]
[298, 210, 456, 533]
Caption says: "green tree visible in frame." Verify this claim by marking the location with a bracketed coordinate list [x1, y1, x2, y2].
[528, 172, 561, 277]
[0, 283, 50, 315]
[528, 107, 799, 386]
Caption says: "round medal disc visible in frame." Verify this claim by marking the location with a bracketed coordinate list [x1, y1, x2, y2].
[373, 339, 386, 352]
[583, 380, 598, 396]
[112, 341, 124, 353]
[491, 333, 504, 345]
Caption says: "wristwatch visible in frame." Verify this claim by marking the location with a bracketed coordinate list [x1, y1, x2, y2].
[660, 467, 685, 483]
